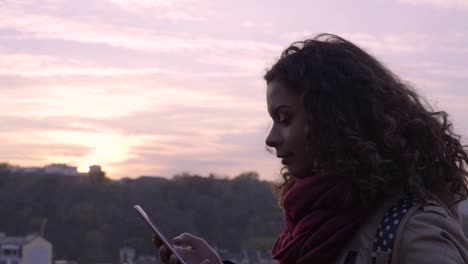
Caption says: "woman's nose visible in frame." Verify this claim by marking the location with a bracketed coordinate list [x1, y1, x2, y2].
[265, 126, 281, 148]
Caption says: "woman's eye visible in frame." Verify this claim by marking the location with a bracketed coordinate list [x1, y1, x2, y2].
[278, 113, 290, 124]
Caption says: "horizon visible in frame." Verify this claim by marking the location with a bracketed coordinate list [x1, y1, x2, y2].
[1, 0, 468, 180]
[1, 161, 267, 180]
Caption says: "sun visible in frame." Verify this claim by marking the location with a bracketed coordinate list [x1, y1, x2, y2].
[77, 163, 90, 173]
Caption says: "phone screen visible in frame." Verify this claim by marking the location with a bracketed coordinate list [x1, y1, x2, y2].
[133, 205, 187, 264]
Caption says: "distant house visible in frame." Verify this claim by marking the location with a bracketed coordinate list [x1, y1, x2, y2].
[0, 233, 52, 264]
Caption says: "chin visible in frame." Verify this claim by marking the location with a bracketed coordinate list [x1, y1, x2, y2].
[287, 167, 309, 179]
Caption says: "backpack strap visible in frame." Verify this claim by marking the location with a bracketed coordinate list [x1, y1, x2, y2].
[371, 195, 422, 264]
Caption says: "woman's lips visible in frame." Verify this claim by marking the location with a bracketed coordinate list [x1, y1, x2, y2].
[279, 155, 293, 165]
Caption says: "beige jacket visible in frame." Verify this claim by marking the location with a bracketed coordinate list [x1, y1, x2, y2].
[334, 192, 468, 264]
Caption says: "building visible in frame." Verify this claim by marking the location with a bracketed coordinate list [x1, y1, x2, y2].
[5, 164, 85, 177]
[0, 233, 52, 264]
[43, 164, 82, 176]
[89, 165, 103, 174]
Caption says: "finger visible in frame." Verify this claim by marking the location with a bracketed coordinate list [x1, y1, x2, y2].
[153, 234, 163, 248]
[159, 245, 170, 263]
[173, 232, 204, 249]
[172, 245, 192, 262]
[169, 254, 179, 264]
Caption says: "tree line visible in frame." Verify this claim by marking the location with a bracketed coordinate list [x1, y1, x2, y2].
[0, 165, 284, 263]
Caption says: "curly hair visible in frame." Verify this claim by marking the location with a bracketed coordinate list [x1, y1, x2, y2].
[265, 33, 468, 208]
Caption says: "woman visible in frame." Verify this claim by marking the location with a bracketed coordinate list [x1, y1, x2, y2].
[154, 33, 468, 263]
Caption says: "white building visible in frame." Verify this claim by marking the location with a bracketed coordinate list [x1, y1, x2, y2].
[0, 233, 52, 264]
[6, 164, 85, 177]
[43, 164, 82, 176]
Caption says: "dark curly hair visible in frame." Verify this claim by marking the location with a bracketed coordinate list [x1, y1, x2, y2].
[265, 33, 468, 208]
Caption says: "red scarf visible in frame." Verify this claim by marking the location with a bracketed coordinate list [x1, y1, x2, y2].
[272, 172, 369, 264]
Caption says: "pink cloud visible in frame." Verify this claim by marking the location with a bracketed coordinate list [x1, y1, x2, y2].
[0, 9, 280, 54]
[105, 0, 208, 21]
[0, 53, 181, 77]
[398, 0, 468, 9]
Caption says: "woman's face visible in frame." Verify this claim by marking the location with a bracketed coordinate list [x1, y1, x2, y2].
[265, 80, 315, 178]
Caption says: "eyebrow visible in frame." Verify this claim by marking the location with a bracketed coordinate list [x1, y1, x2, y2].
[271, 105, 292, 115]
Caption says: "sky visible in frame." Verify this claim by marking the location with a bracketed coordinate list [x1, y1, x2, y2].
[1, 0, 468, 180]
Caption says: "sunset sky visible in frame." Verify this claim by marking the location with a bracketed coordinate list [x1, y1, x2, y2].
[1, 0, 468, 180]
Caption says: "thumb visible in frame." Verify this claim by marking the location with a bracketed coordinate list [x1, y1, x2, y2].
[173, 233, 204, 248]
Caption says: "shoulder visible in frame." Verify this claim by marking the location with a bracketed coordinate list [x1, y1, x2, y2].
[397, 196, 468, 263]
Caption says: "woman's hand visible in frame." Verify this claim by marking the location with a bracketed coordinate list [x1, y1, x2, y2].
[153, 232, 223, 264]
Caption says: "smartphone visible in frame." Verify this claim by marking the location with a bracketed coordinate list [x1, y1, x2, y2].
[133, 205, 187, 264]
